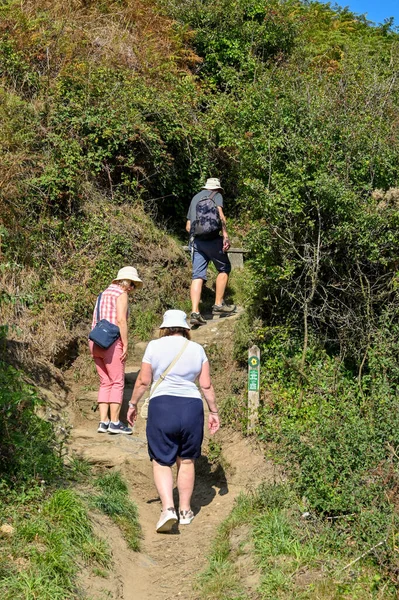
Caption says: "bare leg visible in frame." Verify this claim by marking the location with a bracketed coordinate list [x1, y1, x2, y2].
[153, 460, 175, 511]
[110, 403, 121, 422]
[190, 278, 204, 313]
[176, 457, 195, 511]
[215, 272, 228, 306]
[99, 403, 110, 422]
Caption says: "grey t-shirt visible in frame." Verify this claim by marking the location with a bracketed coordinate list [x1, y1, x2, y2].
[186, 190, 223, 224]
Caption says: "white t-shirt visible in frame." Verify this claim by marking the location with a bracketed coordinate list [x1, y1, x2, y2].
[142, 336, 208, 399]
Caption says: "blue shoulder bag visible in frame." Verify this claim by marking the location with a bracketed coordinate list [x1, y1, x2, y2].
[88, 293, 121, 349]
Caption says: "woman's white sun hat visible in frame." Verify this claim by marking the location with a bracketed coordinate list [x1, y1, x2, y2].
[159, 309, 190, 330]
[202, 178, 223, 190]
[114, 266, 143, 288]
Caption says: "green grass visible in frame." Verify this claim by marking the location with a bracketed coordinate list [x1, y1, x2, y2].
[197, 483, 397, 600]
[91, 471, 142, 552]
[0, 463, 142, 600]
[0, 571, 73, 600]
[131, 308, 160, 341]
[207, 439, 223, 463]
[0, 487, 110, 600]
[64, 456, 93, 481]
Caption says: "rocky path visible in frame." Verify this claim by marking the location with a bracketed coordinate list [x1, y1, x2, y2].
[69, 312, 277, 600]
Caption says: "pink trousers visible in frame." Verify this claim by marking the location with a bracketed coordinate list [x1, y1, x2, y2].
[89, 339, 125, 404]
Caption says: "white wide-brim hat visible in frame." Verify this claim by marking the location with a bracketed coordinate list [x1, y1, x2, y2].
[202, 177, 223, 190]
[159, 309, 190, 330]
[113, 266, 143, 289]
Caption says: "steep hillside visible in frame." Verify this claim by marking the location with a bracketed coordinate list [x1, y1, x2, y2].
[2, 0, 399, 597]
[0, 0, 210, 378]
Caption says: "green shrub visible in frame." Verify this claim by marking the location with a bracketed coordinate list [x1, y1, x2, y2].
[162, 0, 298, 88]
[0, 361, 63, 485]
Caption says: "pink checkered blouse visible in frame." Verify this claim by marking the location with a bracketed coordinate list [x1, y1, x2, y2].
[91, 284, 126, 329]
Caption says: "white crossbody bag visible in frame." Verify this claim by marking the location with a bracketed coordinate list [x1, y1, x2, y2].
[140, 339, 190, 419]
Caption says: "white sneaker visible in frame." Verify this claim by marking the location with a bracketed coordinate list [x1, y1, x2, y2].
[156, 508, 178, 533]
[179, 509, 194, 525]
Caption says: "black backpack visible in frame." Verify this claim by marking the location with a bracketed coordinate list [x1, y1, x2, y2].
[191, 191, 221, 240]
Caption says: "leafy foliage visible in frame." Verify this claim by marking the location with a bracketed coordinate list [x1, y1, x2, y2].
[0, 360, 63, 485]
[164, 0, 399, 361]
[161, 0, 298, 88]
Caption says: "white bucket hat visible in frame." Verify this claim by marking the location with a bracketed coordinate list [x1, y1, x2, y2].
[159, 309, 190, 330]
[113, 266, 143, 288]
[202, 177, 223, 190]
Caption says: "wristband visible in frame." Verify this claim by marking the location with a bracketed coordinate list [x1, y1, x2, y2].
[128, 403, 137, 409]
[209, 410, 218, 414]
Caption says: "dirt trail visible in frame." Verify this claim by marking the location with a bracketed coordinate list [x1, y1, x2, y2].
[69, 312, 279, 600]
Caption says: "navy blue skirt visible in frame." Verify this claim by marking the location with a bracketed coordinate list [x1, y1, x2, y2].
[146, 395, 204, 466]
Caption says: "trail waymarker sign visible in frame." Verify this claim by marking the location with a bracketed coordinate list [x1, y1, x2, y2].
[248, 345, 260, 433]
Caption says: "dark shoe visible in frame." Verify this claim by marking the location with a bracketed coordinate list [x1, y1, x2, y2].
[212, 302, 236, 315]
[108, 421, 133, 435]
[97, 421, 110, 433]
[156, 508, 178, 533]
[190, 312, 207, 325]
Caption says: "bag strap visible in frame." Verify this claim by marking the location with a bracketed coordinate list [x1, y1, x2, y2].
[198, 190, 218, 205]
[208, 190, 218, 204]
[209, 190, 220, 215]
[95, 293, 102, 324]
[150, 339, 190, 398]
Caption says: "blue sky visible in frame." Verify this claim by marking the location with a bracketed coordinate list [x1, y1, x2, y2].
[335, 0, 399, 25]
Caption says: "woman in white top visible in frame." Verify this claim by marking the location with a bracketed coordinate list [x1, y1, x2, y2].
[127, 310, 220, 533]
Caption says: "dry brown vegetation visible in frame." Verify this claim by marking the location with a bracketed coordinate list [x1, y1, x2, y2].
[0, 0, 203, 383]
[1, 0, 201, 76]
[1, 198, 190, 386]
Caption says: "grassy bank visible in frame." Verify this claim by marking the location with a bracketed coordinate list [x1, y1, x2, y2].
[0, 355, 140, 599]
[197, 482, 396, 599]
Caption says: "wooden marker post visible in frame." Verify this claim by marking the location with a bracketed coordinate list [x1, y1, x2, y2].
[248, 345, 260, 433]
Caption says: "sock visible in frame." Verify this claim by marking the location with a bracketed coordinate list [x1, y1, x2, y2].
[111, 421, 120, 425]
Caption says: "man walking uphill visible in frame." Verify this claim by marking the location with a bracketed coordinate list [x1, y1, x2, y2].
[186, 178, 236, 326]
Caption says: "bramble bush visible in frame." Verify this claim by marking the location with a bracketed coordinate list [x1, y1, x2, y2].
[235, 319, 399, 511]
[161, 0, 298, 88]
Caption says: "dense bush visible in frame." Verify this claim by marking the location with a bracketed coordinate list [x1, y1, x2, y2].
[164, 0, 399, 360]
[161, 0, 298, 88]
[233, 322, 399, 534]
[0, 357, 63, 485]
[0, 1, 218, 285]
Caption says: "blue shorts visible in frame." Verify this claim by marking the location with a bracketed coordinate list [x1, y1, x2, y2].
[191, 237, 231, 281]
[146, 395, 204, 466]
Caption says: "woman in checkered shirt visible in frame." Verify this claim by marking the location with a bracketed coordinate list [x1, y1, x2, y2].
[89, 266, 143, 435]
